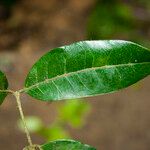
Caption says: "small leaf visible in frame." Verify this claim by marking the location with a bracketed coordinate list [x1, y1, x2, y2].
[24, 40, 150, 101]
[40, 125, 70, 141]
[0, 71, 8, 105]
[58, 100, 91, 128]
[41, 139, 96, 150]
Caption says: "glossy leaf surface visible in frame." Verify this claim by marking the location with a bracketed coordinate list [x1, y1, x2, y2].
[0, 71, 8, 105]
[41, 139, 96, 150]
[24, 40, 150, 101]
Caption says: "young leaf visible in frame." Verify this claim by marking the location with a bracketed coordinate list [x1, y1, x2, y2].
[24, 40, 150, 101]
[41, 139, 96, 150]
[58, 100, 91, 128]
[0, 71, 8, 105]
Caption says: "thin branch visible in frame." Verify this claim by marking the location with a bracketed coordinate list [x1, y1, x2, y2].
[0, 89, 14, 94]
[13, 91, 33, 147]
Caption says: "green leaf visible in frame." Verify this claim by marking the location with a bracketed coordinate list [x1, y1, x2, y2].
[58, 100, 91, 128]
[0, 71, 8, 105]
[24, 40, 150, 101]
[40, 125, 70, 141]
[87, 2, 134, 40]
[41, 139, 96, 150]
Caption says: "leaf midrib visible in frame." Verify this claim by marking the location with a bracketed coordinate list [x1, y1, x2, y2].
[21, 62, 150, 93]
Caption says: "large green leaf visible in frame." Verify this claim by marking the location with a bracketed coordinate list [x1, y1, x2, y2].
[0, 71, 8, 105]
[24, 40, 150, 101]
[41, 139, 96, 150]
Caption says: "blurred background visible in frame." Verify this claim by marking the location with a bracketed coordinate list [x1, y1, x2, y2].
[0, 0, 150, 150]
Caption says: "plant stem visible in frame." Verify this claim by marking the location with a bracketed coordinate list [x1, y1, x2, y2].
[0, 89, 14, 94]
[14, 91, 33, 147]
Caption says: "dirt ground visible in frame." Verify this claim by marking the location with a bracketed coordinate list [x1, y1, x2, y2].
[0, 0, 150, 150]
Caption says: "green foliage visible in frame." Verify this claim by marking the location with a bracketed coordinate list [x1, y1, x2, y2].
[87, 0, 150, 47]
[39, 125, 70, 141]
[18, 100, 91, 141]
[58, 100, 91, 128]
[1, 39, 150, 150]
[137, 0, 150, 9]
[87, 2, 133, 39]
[41, 139, 96, 150]
[24, 40, 150, 101]
[18, 116, 69, 141]
[0, 71, 8, 105]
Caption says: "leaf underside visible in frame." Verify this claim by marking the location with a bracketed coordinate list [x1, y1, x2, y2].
[24, 40, 150, 101]
[41, 139, 96, 150]
[0, 71, 8, 105]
